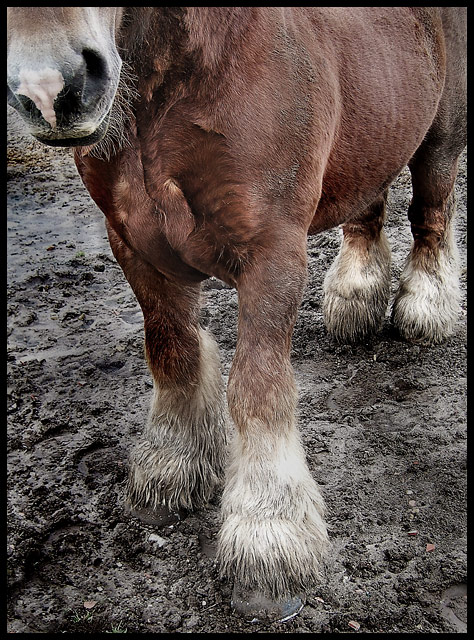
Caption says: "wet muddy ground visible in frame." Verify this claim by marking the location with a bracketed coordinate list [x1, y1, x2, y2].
[7, 107, 467, 633]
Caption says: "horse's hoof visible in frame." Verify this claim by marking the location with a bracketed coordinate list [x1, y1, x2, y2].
[231, 583, 305, 622]
[126, 504, 187, 527]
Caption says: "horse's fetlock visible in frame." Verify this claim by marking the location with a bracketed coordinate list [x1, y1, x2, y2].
[127, 438, 225, 511]
[392, 238, 461, 344]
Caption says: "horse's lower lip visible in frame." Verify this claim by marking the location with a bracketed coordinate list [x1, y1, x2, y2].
[34, 112, 110, 147]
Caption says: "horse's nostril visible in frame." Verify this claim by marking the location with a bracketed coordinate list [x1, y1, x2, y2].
[82, 49, 107, 80]
[81, 48, 109, 107]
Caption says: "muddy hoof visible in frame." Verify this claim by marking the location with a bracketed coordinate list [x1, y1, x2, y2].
[231, 583, 304, 622]
[126, 504, 187, 527]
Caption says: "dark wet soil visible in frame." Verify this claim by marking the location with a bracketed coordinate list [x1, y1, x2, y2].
[7, 107, 467, 633]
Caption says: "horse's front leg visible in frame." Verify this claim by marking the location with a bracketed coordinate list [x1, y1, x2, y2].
[217, 236, 328, 618]
[106, 225, 227, 520]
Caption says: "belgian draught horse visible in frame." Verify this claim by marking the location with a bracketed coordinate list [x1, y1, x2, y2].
[7, 7, 466, 619]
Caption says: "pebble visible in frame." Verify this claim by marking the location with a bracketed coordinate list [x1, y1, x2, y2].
[185, 612, 200, 628]
[148, 533, 167, 547]
[348, 620, 361, 631]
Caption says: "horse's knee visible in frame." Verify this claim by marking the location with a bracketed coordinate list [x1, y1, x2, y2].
[144, 314, 201, 388]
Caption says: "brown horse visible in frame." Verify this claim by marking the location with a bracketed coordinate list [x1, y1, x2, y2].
[7, 7, 466, 619]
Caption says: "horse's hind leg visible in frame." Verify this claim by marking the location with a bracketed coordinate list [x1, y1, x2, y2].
[392, 7, 466, 344]
[323, 190, 391, 342]
[391, 154, 462, 344]
[392, 20, 466, 344]
[106, 225, 227, 520]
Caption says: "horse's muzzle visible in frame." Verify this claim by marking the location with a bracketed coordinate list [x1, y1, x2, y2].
[7, 48, 116, 147]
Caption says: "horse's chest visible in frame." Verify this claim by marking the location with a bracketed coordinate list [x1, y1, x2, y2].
[109, 161, 254, 285]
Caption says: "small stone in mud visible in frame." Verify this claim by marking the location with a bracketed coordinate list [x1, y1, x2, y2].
[148, 533, 167, 547]
[185, 612, 200, 628]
